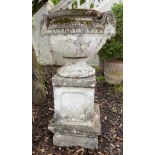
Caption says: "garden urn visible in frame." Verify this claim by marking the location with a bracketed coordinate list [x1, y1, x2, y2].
[41, 9, 116, 149]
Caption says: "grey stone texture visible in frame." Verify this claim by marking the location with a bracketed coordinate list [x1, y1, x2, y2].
[52, 74, 96, 88]
[32, 47, 47, 105]
[48, 74, 101, 149]
[44, 9, 116, 150]
[48, 104, 101, 150]
[53, 133, 98, 150]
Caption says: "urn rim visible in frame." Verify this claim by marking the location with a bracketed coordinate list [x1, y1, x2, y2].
[49, 9, 103, 19]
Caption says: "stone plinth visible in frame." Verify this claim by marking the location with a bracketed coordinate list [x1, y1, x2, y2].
[48, 74, 101, 149]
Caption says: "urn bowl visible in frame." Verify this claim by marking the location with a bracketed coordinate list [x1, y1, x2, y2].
[41, 9, 116, 78]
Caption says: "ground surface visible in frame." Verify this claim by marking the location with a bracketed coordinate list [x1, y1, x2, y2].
[32, 66, 123, 155]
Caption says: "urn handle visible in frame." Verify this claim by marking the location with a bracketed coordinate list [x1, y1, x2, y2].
[102, 11, 116, 27]
[98, 11, 116, 40]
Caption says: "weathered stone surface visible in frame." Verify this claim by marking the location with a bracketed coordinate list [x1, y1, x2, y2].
[50, 73, 101, 149]
[41, 10, 116, 78]
[49, 104, 101, 134]
[32, 46, 47, 105]
[52, 52, 99, 67]
[48, 104, 101, 149]
[44, 9, 116, 149]
[53, 86, 95, 126]
[57, 58, 95, 78]
[52, 74, 96, 125]
[53, 133, 98, 150]
[32, 3, 53, 65]
[52, 74, 96, 88]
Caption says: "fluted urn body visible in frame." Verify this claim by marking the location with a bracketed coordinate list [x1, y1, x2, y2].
[41, 9, 116, 78]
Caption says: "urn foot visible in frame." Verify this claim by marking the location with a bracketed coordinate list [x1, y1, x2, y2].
[57, 58, 95, 78]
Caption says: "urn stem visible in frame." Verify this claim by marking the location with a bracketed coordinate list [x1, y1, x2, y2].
[57, 57, 95, 78]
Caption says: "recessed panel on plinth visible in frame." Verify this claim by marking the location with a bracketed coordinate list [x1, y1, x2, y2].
[54, 86, 94, 125]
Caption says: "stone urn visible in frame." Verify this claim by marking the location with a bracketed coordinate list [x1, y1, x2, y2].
[41, 9, 116, 149]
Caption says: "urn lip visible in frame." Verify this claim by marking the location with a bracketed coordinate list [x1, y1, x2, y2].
[49, 9, 103, 19]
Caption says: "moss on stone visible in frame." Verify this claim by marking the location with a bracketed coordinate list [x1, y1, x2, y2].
[50, 9, 102, 19]
[51, 17, 94, 27]
[51, 18, 75, 24]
